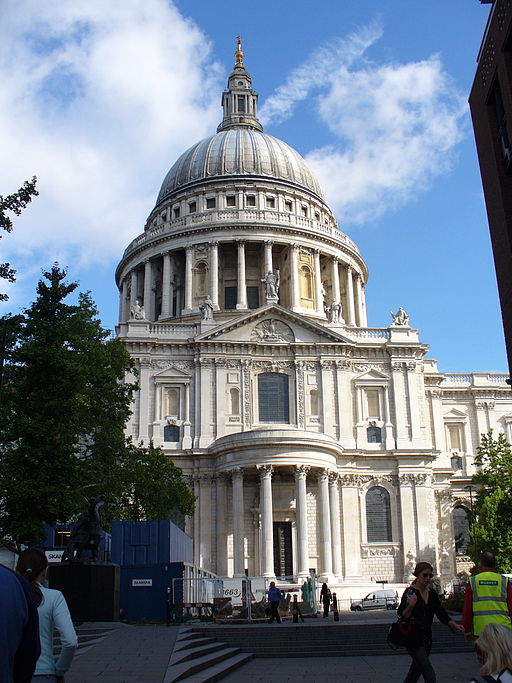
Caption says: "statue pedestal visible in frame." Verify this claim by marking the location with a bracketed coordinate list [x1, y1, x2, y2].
[49, 563, 120, 621]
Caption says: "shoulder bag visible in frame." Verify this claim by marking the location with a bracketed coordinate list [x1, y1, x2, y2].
[387, 616, 423, 649]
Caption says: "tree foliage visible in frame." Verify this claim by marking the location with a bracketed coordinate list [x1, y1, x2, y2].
[467, 430, 512, 573]
[0, 177, 38, 301]
[0, 265, 194, 551]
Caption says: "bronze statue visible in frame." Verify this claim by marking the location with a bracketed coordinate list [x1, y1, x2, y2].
[61, 496, 104, 562]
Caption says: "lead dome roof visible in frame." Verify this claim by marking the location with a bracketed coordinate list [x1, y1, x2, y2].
[156, 129, 324, 206]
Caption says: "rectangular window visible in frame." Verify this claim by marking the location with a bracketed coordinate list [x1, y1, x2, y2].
[266, 197, 275, 209]
[224, 286, 237, 309]
[258, 373, 290, 423]
[491, 81, 512, 172]
[173, 207, 180, 219]
[447, 423, 462, 451]
[247, 286, 259, 309]
[237, 95, 246, 113]
[285, 200, 293, 211]
[188, 201, 197, 213]
[246, 195, 256, 207]
[226, 195, 236, 207]
[366, 389, 380, 419]
[301, 206, 308, 217]
[206, 197, 216, 209]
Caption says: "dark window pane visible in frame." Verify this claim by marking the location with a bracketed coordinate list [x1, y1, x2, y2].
[366, 486, 391, 542]
[225, 286, 237, 310]
[247, 286, 259, 309]
[367, 426, 382, 443]
[164, 425, 180, 442]
[258, 373, 289, 423]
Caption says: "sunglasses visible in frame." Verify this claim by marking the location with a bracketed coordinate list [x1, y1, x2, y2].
[421, 573, 434, 578]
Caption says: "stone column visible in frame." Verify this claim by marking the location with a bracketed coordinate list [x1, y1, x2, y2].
[210, 241, 219, 310]
[129, 269, 138, 310]
[216, 473, 228, 576]
[331, 258, 341, 303]
[161, 252, 171, 319]
[355, 274, 366, 327]
[193, 475, 201, 567]
[184, 246, 194, 312]
[258, 465, 275, 578]
[137, 361, 150, 442]
[428, 390, 445, 453]
[320, 360, 334, 435]
[143, 260, 152, 321]
[329, 472, 343, 580]
[314, 249, 324, 316]
[290, 244, 300, 310]
[120, 277, 129, 323]
[398, 474, 418, 578]
[236, 240, 248, 309]
[199, 475, 213, 571]
[405, 362, 423, 446]
[318, 469, 334, 581]
[264, 240, 273, 275]
[346, 265, 356, 325]
[391, 362, 409, 448]
[294, 465, 310, 578]
[340, 475, 363, 580]
[232, 468, 245, 577]
[359, 276, 368, 326]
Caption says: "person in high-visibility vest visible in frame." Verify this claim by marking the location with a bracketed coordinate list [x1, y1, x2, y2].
[462, 552, 512, 666]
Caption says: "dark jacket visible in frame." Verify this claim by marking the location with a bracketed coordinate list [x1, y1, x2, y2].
[398, 586, 450, 641]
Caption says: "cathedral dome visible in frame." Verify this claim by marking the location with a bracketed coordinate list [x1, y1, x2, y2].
[156, 128, 324, 206]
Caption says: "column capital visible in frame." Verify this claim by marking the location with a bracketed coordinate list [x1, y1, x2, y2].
[210, 240, 219, 248]
[231, 467, 244, 481]
[257, 464, 274, 479]
[236, 238, 246, 246]
[294, 464, 310, 478]
[346, 263, 353, 273]
[328, 470, 339, 485]
[317, 468, 330, 483]
[265, 239, 274, 246]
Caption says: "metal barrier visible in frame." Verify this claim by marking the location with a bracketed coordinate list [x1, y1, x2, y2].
[170, 574, 318, 623]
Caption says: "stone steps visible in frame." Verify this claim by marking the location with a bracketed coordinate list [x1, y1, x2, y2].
[164, 627, 253, 682]
[190, 622, 474, 658]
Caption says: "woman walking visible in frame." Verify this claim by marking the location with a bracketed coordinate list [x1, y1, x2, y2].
[320, 582, 331, 618]
[398, 561, 463, 682]
[17, 548, 77, 682]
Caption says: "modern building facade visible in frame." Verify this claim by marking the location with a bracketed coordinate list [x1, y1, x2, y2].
[470, 0, 512, 384]
[116, 41, 512, 594]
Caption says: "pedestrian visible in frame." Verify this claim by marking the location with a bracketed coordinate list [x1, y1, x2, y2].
[398, 561, 464, 683]
[470, 623, 512, 683]
[0, 563, 40, 683]
[462, 552, 512, 666]
[320, 582, 331, 618]
[267, 581, 283, 624]
[16, 548, 77, 682]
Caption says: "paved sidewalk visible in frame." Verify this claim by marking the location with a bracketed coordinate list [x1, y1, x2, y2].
[65, 620, 480, 682]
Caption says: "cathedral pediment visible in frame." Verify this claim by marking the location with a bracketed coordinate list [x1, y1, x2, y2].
[354, 368, 389, 381]
[194, 305, 352, 345]
[153, 364, 191, 379]
[443, 408, 467, 419]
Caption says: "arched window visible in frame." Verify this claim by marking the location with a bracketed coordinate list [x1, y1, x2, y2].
[453, 506, 470, 555]
[230, 387, 240, 415]
[366, 486, 392, 542]
[367, 426, 382, 443]
[299, 265, 313, 299]
[258, 373, 289, 423]
[195, 261, 208, 297]
[164, 425, 180, 442]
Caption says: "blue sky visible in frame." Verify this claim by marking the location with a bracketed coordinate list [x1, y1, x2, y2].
[0, 0, 505, 374]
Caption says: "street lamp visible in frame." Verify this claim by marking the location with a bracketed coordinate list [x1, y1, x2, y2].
[0, 314, 24, 401]
[464, 484, 476, 528]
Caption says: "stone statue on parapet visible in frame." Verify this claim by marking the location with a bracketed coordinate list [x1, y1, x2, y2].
[328, 300, 343, 324]
[130, 299, 145, 320]
[391, 306, 410, 326]
[61, 496, 105, 563]
[261, 269, 280, 303]
[199, 295, 214, 320]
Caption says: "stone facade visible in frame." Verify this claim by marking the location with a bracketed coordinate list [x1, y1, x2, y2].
[115, 42, 512, 594]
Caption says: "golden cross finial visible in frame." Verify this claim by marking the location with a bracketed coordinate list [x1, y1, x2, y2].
[234, 35, 244, 68]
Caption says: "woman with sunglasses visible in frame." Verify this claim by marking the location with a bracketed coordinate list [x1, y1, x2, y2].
[398, 561, 464, 682]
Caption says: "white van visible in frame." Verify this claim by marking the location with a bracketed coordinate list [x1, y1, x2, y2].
[350, 589, 398, 611]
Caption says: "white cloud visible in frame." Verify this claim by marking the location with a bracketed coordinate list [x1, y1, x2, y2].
[0, 0, 222, 272]
[261, 26, 467, 225]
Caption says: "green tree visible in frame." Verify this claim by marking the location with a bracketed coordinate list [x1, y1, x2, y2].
[0, 265, 195, 550]
[467, 430, 512, 572]
[0, 177, 38, 301]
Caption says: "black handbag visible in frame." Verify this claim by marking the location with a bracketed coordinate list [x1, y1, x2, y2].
[387, 617, 423, 649]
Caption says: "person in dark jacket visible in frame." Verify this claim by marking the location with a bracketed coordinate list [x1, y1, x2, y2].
[0, 563, 40, 683]
[320, 582, 331, 618]
[267, 581, 283, 624]
[398, 561, 463, 682]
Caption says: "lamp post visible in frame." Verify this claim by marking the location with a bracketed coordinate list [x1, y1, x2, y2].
[0, 314, 24, 402]
[464, 484, 475, 528]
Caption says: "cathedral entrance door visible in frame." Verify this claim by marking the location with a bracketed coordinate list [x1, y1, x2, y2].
[273, 521, 292, 578]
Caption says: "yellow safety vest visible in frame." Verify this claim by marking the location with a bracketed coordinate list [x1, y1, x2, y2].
[470, 571, 512, 636]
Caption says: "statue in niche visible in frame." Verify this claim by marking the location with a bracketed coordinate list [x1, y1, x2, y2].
[130, 299, 145, 320]
[328, 300, 343, 324]
[199, 295, 214, 320]
[261, 269, 280, 302]
[404, 549, 416, 582]
[391, 306, 410, 326]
